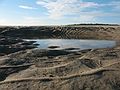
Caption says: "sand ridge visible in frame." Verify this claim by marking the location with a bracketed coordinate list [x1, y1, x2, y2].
[0, 26, 120, 90]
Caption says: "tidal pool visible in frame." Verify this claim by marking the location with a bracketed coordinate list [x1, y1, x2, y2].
[25, 39, 116, 50]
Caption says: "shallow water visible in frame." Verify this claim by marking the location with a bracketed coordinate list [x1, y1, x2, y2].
[25, 39, 116, 50]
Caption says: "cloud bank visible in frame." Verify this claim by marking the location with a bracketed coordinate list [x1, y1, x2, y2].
[36, 0, 99, 19]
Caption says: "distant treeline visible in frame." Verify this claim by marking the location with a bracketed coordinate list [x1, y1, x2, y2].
[66, 24, 120, 26]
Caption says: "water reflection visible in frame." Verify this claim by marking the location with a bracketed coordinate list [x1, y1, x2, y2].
[25, 39, 116, 50]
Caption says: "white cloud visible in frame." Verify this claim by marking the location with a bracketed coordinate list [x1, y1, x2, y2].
[36, 0, 98, 19]
[19, 5, 37, 10]
[36, 0, 120, 19]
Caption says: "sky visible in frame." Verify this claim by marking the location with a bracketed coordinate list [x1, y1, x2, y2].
[0, 0, 120, 26]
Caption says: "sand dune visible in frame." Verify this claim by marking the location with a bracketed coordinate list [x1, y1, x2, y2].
[0, 26, 120, 90]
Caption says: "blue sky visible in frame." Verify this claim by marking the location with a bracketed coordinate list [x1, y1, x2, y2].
[0, 0, 120, 26]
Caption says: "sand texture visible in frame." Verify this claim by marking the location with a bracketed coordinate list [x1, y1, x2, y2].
[0, 26, 120, 90]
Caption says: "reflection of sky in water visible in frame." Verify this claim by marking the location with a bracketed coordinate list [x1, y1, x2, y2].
[26, 39, 116, 50]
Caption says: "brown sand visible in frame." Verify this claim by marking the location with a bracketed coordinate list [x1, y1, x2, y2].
[0, 26, 120, 90]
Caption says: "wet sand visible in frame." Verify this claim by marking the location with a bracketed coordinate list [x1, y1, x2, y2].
[0, 25, 120, 90]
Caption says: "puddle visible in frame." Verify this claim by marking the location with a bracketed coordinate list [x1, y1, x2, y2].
[25, 39, 116, 51]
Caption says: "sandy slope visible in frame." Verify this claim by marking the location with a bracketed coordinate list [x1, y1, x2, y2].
[0, 26, 120, 40]
[0, 26, 120, 90]
[0, 47, 120, 90]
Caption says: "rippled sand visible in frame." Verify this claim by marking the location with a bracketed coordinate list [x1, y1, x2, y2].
[0, 26, 120, 90]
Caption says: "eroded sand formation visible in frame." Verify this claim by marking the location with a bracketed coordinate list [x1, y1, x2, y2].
[0, 26, 120, 40]
[0, 26, 120, 90]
